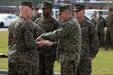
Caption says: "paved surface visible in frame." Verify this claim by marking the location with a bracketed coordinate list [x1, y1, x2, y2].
[0, 70, 60, 75]
[0, 28, 8, 32]
[0, 70, 8, 75]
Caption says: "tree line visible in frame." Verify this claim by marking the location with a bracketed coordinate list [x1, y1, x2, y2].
[0, 0, 54, 6]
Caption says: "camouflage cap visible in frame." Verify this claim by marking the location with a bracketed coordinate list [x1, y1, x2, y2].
[73, 4, 85, 12]
[42, 1, 53, 9]
[59, 4, 70, 13]
[20, 1, 33, 9]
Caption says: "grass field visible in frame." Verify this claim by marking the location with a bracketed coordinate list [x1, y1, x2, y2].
[0, 31, 8, 54]
[0, 31, 113, 75]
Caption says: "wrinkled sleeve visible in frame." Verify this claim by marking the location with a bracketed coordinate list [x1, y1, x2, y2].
[89, 25, 99, 58]
[8, 25, 12, 46]
[41, 23, 75, 41]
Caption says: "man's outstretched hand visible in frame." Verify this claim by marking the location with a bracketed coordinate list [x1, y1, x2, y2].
[36, 39, 53, 47]
[35, 35, 43, 42]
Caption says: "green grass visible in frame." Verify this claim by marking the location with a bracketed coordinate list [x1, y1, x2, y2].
[92, 49, 113, 75]
[0, 31, 8, 54]
[0, 31, 113, 75]
[54, 50, 113, 75]
[0, 31, 8, 69]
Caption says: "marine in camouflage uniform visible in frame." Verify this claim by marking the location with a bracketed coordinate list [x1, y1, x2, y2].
[8, 2, 44, 75]
[96, 11, 106, 48]
[35, 1, 59, 75]
[36, 5, 81, 75]
[73, 4, 99, 75]
[91, 11, 98, 28]
[105, 7, 113, 50]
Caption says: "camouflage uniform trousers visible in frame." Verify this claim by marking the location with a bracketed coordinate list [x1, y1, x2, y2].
[98, 31, 105, 48]
[106, 31, 113, 49]
[8, 62, 39, 75]
[76, 60, 92, 75]
[39, 53, 55, 75]
[61, 60, 78, 75]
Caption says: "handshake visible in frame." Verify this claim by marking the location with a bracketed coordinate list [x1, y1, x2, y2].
[35, 36, 53, 47]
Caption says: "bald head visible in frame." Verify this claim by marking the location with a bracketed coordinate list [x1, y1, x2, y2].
[19, 6, 33, 20]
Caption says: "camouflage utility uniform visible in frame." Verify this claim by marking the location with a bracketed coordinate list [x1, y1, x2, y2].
[96, 16, 106, 48]
[39, 17, 81, 75]
[8, 16, 44, 75]
[35, 16, 59, 75]
[106, 14, 113, 49]
[76, 18, 99, 75]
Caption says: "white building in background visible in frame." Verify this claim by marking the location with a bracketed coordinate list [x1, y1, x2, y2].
[54, 0, 113, 9]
